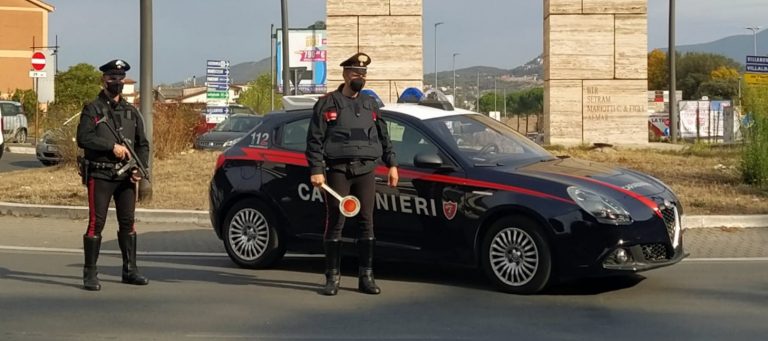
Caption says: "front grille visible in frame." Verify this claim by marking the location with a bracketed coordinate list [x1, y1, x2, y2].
[660, 205, 677, 241]
[641, 243, 669, 262]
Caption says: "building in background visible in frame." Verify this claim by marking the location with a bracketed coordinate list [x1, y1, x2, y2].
[0, 0, 55, 100]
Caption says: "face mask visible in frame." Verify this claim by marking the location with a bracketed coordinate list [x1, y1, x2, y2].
[350, 78, 365, 93]
[106, 81, 124, 96]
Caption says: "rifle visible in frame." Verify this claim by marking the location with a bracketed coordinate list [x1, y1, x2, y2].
[95, 115, 149, 180]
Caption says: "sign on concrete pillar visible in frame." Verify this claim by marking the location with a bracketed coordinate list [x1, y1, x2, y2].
[544, 0, 648, 145]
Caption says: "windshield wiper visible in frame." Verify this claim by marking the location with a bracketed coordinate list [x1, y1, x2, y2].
[474, 162, 505, 167]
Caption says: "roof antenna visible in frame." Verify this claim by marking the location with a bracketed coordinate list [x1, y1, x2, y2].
[393, 82, 400, 101]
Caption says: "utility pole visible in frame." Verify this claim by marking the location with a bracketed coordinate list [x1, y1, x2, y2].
[476, 71, 479, 112]
[140, 0, 153, 168]
[281, 0, 290, 96]
[270, 23, 275, 110]
[669, 0, 678, 143]
[452, 52, 459, 106]
[746, 26, 761, 55]
[434, 22, 443, 89]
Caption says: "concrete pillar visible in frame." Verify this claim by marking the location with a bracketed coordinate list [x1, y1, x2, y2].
[544, 0, 648, 145]
[326, 0, 423, 103]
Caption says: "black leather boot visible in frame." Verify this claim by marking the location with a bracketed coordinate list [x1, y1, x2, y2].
[118, 231, 149, 285]
[83, 235, 102, 291]
[357, 238, 381, 295]
[321, 240, 341, 296]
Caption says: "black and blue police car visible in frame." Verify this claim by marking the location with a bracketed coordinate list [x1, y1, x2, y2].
[209, 89, 685, 294]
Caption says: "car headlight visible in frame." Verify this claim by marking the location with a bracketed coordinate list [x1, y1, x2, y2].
[222, 137, 242, 148]
[567, 187, 632, 225]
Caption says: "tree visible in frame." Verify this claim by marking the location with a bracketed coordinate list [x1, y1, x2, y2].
[53, 63, 102, 108]
[676, 52, 740, 100]
[10, 89, 37, 115]
[237, 73, 281, 114]
[647, 49, 668, 90]
[478, 92, 502, 114]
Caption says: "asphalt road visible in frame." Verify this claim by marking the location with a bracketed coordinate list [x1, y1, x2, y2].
[1, 250, 767, 340]
[0, 150, 43, 172]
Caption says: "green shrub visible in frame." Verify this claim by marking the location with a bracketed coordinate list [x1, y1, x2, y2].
[741, 86, 768, 186]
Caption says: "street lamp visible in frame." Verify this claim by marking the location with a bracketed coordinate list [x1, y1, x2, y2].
[452, 52, 460, 104]
[746, 26, 761, 55]
[434, 22, 443, 89]
[668, 0, 678, 143]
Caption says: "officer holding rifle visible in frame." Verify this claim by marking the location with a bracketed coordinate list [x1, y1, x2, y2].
[76, 59, 151, 291]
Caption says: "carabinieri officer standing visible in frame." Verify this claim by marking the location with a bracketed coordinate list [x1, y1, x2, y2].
[306, 52, 399, 295]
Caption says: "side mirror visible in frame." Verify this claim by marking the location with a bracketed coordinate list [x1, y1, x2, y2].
[414, 152, 449, 169]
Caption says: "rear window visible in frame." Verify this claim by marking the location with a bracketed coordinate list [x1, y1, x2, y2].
[1, 103, 20, 116]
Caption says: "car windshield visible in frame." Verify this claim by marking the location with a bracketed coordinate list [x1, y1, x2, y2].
[213, 116, 261, 132]
[230, 106, 256, 115]
[424, 114, 554, 166]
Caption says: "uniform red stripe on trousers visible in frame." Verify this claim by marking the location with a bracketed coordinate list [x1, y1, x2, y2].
[87, 178, 97, 236]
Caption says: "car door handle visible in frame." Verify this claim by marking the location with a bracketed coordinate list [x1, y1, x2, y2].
[375, 177, 386, 183]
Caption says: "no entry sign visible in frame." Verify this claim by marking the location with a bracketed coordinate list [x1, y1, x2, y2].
[31, 52, 46, 71]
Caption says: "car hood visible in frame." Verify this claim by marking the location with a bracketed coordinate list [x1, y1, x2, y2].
[197, 132, 245, 143]
[511, 157, 669, 197]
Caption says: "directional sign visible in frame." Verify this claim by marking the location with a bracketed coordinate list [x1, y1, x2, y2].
[31, 52, 46, 71]
[745, 73, 768, 86]
[746, 55, 768, 65]
[206, 76, 230, 83]
[207, 83, 229, 92]
[746, 64, 768, 73]
[207, 91, 228, 99]
[207, 60, 230, 68]
[29, 70, 46, 78]
[206, 106, 230, 114]
[206, 68, 230, 75]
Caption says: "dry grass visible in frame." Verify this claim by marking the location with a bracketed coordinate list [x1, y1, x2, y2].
[1, 145, 766, 215]
[0, 150, 218, 210]
[548, 144, 768, 215]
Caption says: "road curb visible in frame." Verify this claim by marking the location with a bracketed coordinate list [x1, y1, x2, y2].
[0, 201, 766, 228]
[7, 145, 36, 155]
[0, 201, 209, 226]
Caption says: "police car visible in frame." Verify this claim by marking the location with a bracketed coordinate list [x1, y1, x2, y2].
[209, 89, 685, 294]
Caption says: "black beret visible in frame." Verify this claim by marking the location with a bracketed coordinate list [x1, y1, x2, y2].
[99, 59, 130, 75]
[340, 52, 370, 70]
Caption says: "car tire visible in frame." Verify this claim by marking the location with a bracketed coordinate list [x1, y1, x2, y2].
[222, 198, 285, 269]
[0, 143, 4, 160]
[481, 215, 552, 294]
[15, 129, 27, 144]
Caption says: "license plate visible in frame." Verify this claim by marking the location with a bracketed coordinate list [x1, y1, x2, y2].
[46, 145, 58, 152]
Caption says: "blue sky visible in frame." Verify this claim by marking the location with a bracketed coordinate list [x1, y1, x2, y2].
[45, 0, 768, 84]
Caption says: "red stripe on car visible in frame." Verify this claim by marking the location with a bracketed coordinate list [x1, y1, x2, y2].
[227, 147, 574, 205]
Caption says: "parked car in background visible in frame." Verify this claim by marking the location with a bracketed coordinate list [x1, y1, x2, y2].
[0, 101, 29, 143]
[36, 112, 80, 166]
[195, 104, 258, 136]
[195, 114, 263, 151]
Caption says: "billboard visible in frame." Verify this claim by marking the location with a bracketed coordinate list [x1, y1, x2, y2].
[276, 28, 327, 94]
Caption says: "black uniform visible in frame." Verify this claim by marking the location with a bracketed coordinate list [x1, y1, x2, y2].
[306, 84, 397, 240]
[76, 59, 150, 291]
[306, 51, 397, 296]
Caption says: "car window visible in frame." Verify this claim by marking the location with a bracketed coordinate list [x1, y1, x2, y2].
[230, 106, 255, 115]
[385, 118, 440, 167]
[279, 118, 310, 152]
[424, 114, 552, 165]
[1, 103, 19, 116]
[214, 116, 261, 132]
